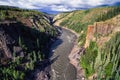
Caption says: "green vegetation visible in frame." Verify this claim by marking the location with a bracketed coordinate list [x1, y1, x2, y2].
[0, 38, 42, 80]
[96, 6, 120, 21]
[96, 32, 120, 80]
[0, 24, 55, 79]
[0, 5, 31, 11]
[54, 6, 120, 79]
[0, 6, 58, 80]
[0, 5, 43, 20]
[54, 12, 70, 21]
[0, 5, 58, 37]
[78, 32, 86, 46]
[0, 11, 5, 20]
[54, 6, 120, 80]
[80, 41, 98, 77]
[80, 32, 120, 79]
[56, 6, 120, 46]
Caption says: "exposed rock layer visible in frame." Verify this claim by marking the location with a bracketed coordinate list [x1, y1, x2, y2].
[85, 15, 120, 48]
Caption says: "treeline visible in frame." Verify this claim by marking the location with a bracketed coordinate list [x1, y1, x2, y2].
[0, 5, 43, 21]
[97, 32, 120, 79]
[80, 32, 120, 79]
[0, 5, 31, 11]
[0, 21, 57, 80]
[0, 6, 58, 79]
[96, 6, 120, 21]
[80, 41, 98, 77]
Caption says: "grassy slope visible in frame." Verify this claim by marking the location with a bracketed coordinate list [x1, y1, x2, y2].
[0, 6, 55, 33]
[54, 6, 120, 46]
[54, 6, 120, 79]
[55, 7, 113, 32]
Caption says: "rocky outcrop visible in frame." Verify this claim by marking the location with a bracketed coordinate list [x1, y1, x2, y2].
[69, 43, 85, 80]
[85, 21, 119, 48]
[0, 6, 59, 80]
[34, 60, 50, 80]
[82, 15, 120, 79]
[84, 25, 95, 48]
[0, 22, 24, 59]
[0, 20, 56, 59]
[0, 21, 57, 80]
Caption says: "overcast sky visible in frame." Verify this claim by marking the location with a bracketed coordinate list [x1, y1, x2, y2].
[0, 0, 120, 14]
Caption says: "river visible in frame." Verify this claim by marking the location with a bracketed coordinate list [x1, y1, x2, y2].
[49, 28, 77, 80]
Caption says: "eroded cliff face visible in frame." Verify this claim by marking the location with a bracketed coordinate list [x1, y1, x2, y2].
[0, 19, 58, 80]
[84, 25, 95, 48]
[0, 15, 58, 59]
[81, 15, 120, 80]
[85, 15, 120, 48]
[0, 23, 24, 59]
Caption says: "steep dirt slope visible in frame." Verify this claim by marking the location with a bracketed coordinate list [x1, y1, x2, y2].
[54, 6, 120, 47]
[80, 13, 120, 79]
[54, 6, 120, 80]
[0, 6, 58, 80]
[85, 14, 120, 48]
[54, 12, 73, 26]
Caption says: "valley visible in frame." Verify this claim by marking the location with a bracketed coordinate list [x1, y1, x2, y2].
[0, 5, 120, 80]
[54, 6, 120, 80]
[50, 28, 77, 80]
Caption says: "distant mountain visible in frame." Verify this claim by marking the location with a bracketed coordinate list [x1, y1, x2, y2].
[96, 4, 110, 7]
[112, 2, 120, 6]
[36, 9, 60, 14]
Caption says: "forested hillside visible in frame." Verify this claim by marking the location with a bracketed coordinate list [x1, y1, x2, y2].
[54, 6, 120, 46]
[0, 6, 58, 80]
[54, 6, 120, 80]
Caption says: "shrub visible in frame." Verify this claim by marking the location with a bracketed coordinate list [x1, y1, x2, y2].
[97, 32, 120, 79]
[80, 41, 98, 78]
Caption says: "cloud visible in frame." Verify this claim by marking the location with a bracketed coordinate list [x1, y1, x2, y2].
[0, 0, 120, 13]
[50, 5, 76, 11]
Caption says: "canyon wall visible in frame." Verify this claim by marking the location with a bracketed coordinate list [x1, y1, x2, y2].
[85, 15, 120, 48]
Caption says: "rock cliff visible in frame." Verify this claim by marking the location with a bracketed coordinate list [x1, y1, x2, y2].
[85, 14, 120, 48]
[0, 9, 58, 80]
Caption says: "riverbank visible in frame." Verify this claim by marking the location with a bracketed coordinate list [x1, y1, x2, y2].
[53, 25, 85, 80]
[58, 26, 85, 80]
[53, 17, 85, 79]
[49, 28, 77, 80]
[69, 43, 85, 80]
[61, 27, 79, 38]
[62, 27, 85, 80]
